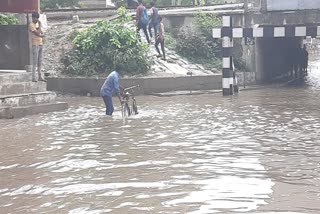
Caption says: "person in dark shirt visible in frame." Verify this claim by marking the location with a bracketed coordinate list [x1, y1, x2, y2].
[148, 1, 160, 42]
[292, 47, 300, 78]
[100, 64, 124, 116]
[136, 0, 150, 44]
[302, 45, 309, 74]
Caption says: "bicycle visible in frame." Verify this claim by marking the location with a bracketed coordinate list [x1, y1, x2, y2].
[121, 85, 139, 118]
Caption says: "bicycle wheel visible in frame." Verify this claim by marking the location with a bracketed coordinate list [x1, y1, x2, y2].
[132, 99, 138, 115]
[122, 103, 131, 118]
[121, 103, 130, 118]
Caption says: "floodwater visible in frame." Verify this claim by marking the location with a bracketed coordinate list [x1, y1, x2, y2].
[1, 66, 320, 214]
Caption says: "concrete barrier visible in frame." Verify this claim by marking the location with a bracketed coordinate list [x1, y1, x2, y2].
[47, 75, 223, 96]
[0, 25, 29, 70]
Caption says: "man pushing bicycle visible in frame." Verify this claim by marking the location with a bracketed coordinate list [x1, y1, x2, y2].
[100, 64, 124, 116]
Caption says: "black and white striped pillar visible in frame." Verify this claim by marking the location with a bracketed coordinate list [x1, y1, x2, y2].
[221, 16, 234, 96]
[213, 18, 320, 96]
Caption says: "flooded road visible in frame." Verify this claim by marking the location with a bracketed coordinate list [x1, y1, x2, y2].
[1, 68, 320, 213]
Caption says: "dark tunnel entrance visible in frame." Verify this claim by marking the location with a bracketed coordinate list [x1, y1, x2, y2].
[255, 37, 305, 83]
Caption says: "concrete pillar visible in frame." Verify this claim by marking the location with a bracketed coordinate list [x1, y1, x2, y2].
[14, 14, 27, 25]
[260, 0, 268, 12]
[222, 16, 234, 96]
[72, 15, 80, 23]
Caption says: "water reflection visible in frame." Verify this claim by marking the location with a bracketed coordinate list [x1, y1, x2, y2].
[1, 72, 320, 213]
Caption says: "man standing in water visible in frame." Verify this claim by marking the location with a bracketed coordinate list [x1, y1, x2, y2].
[302, 45, 309, 75]
[29, 12, 46, 82]
[100, 64, 124, 116]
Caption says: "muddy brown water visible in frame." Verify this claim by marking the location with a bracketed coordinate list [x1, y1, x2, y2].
[1, 64, 320, 213]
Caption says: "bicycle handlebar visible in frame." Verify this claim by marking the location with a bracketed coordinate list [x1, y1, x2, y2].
[123, 85, 140, 92]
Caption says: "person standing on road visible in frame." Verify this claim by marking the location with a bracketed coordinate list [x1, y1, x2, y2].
[136, 0, 151, 44]
[292, 46, 300, 78]
[100, 64, 124, 116]
[155, 16, 166, 60]
[302, 45, 309, 74]
[148, 1, 160, 43]
[29, 12, 46, 82]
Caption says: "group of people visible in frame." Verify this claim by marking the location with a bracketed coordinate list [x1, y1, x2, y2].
[101, 0, 167, 116]
[136, 0, 166, 60]
[28, 7, 164, 116]
[29, 0, 166, 86]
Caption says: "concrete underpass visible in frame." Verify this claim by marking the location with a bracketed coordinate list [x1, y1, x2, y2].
[255, 37, 303, 83]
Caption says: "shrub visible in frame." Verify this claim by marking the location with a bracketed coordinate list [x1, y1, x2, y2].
[176, 28, 217, 59]
[194, 11, 221, 39]
[0, 14, 18, 25]
[175, 11, 221, 68]
[165, 32, 177, 49]
[62, 7, 151, 76]
[234, 57, 247, 71]
[68, 29, 80, 41]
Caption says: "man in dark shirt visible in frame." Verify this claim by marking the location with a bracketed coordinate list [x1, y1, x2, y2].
[148, 1, 160, 42]
[136, 0, 150, 44]
[100, 64, 124, 116]
[302, 45, 309, 74]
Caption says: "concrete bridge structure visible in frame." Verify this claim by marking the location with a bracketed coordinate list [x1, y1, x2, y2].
[4, 1, 318, 99]
[160, 0, 320, 86]
[234, 0, 320, 84]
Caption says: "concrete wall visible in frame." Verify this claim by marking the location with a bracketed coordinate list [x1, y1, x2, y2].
[266, 0, 320, 11]
[244, 10, 320, 26]
[47, 75, 223, 96]
[237, 71, 256, 86]
[80, 0, 106, 8]
[0, 25, 30, 70]
[162, 16, 195, 37]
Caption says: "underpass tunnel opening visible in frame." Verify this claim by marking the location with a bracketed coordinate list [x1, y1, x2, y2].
[255, 37, 304, 83]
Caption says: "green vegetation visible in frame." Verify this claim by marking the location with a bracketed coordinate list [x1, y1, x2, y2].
[62, 7, 151, 76]
[68, 29, 80, 41]
[0, 14, 18, 25]
[234, 57, 247, 72]
[40, 0, 80, 9]
[165, 32, 177, 49]
[194, 11, 221, 39]
[174, 11, 222, 69]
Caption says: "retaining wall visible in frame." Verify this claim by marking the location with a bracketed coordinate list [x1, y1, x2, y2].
[47, 75, 223, 96]
[0, 25, 30, 70]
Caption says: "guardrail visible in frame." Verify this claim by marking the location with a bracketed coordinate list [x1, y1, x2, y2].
[42, 3, 227, 13]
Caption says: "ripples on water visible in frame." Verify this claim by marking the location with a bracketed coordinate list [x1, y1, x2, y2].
[1, 74, 320, 213]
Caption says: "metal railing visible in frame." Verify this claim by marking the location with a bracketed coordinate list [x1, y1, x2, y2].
[241, 0, 262, 12]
